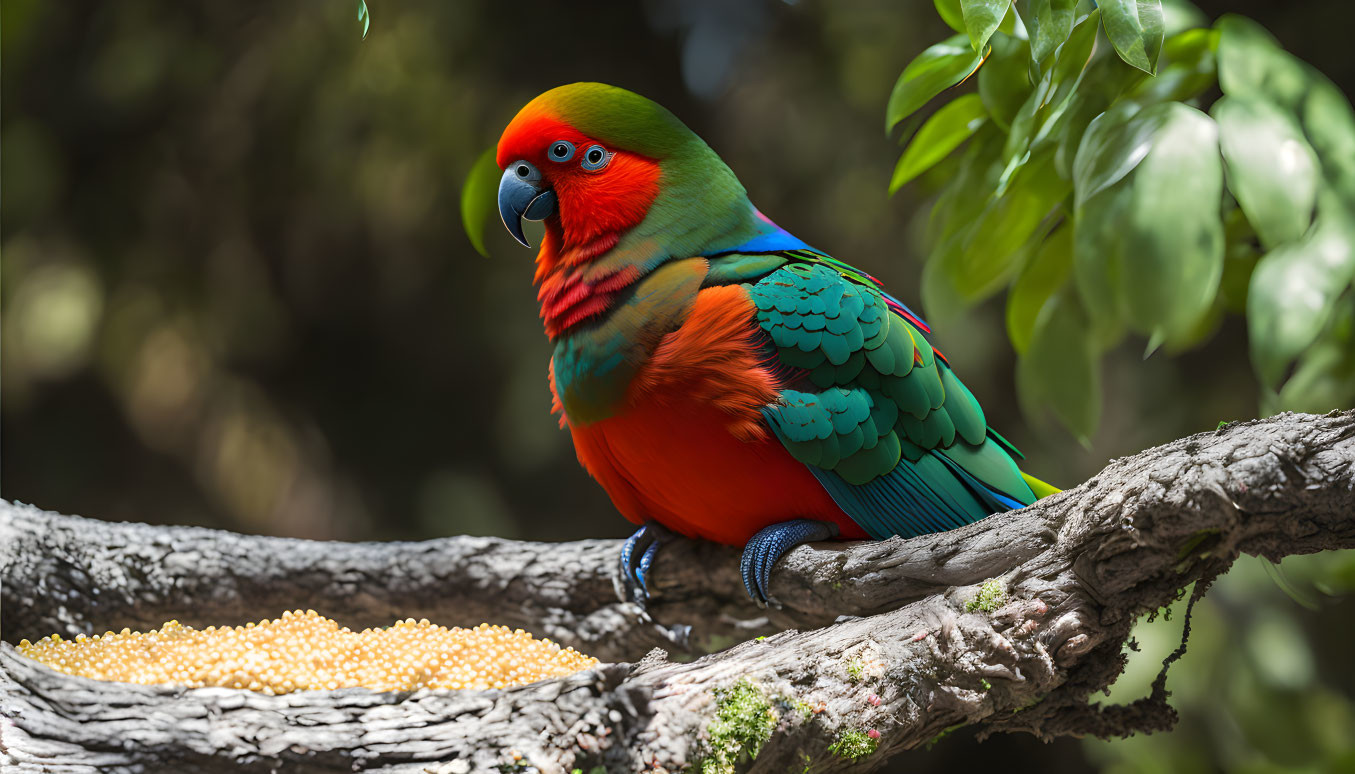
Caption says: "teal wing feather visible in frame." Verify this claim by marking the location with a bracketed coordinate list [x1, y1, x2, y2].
[747, 257, 1036, 539]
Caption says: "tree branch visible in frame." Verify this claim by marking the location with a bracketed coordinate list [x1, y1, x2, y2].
[3, 411, 1353, 773]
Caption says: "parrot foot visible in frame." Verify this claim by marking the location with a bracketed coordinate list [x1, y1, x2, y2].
[740, 519, 839, 606]
[616, 522, 674, 604]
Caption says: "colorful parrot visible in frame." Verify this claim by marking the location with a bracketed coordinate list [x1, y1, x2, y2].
[496, 83, 1058, 605]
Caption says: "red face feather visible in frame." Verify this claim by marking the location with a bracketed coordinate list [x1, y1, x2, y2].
[497, 106, 661, 257]
[498, 103, 662, 337]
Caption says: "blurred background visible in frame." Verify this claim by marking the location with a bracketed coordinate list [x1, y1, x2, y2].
[3, 1, 1353, 771]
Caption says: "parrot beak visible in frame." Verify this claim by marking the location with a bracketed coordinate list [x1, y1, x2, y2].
[498, 160, 557, 248]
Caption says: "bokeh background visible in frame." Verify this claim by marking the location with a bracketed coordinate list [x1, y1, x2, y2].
[4, 1, 1353, 771]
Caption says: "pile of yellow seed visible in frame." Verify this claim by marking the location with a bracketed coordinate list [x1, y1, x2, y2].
[17, 610, 599, 694]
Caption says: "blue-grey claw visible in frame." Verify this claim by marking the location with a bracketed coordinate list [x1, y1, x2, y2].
[740, 519, 839, 605]
[617, 523, 672, 604]
[619, 525, 647, 582]
[637, 540, 662, 595]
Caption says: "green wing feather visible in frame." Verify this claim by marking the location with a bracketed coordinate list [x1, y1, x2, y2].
[746, 256, 1042, 538]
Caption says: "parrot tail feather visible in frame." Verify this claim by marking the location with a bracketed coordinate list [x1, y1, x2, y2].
[1022, 472, 1062, 499]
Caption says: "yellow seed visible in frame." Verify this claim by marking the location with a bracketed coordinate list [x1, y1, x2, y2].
[17, 611, 598, 695]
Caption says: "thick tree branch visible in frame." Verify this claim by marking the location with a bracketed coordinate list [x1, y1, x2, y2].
[2, 411, 1353, 773]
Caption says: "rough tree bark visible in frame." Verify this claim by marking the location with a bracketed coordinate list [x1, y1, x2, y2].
[2, 410, 1353, 773]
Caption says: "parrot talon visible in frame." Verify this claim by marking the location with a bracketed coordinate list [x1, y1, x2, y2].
[616, 523, 672, 604]
[739, 519, 839, 605]
[618, 525, 647, 583]
[636, 540, 662, 596]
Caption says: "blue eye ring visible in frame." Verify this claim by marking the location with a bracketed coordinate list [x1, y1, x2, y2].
[580, 144, 611, 171]
[547, 141, 575, 162]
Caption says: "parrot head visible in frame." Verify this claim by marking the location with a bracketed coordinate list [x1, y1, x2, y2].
[497, 83, 763, 338]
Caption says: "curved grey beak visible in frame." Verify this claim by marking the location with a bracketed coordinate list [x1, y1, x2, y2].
[498, 160, 557, 248]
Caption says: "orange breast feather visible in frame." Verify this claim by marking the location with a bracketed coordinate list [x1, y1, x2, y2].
[560, 284, 864, 545]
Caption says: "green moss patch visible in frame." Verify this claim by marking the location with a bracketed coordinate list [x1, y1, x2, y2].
[966, 578, 1007, 613]
[700, 678, 777, 774]
[829, 728, 878, 760]
[846, 656, 865, 682]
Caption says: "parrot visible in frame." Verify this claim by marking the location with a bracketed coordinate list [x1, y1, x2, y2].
[495, 83, 1058, 605]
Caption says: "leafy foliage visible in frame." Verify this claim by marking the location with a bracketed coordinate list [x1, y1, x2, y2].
[890, 0, 1355, 437]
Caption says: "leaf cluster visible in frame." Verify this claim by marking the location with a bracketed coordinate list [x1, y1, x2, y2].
[890, 0, 1355, 437]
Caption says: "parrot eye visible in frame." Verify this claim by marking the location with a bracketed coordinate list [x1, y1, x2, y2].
[547, 141, 575, 162]
[580, 144, 611, 171]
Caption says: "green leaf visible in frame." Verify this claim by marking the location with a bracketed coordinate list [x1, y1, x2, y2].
[356, 0, 370, 40]
[1072, 181, 1128, 349]
[927, 124, 1005, 248]
[1126, 27, 1217, 105]
[977, 33, 1032, 131]
[1099, 0, 1165, 74]
[1007, 223, 1074, 353]
[961, 0, 1012, 53]
[1003, 82, 1047, 162]
[1075, 103, 1224, 346]
[1247, 196, 1355, 387]
[1163, 290, 1224, 353]
[1015, 0, 1077, 66]
[1214, 96, 1320, 249]
[998, 4, 1020, 37]
[1116, 104, 1224, 345]
[1216, 15, 1310, 111]
[1160, 0, 1207, 36]
[1277, 291, 1355, 413]
[887, 34, 987, 132]
[1029, 7, 1100, 141]
[460, 147, 501, 258]
[917, 136, 971, 190]
[1072, 100, 1165, 208]
[921, 254, 969, 330]
[1302, 74, 1355, 206]
[1005, 8, 1100, 161]
[1054, 92, 1109, 181]
[1220, 206, 1261, 314]
[935, 0, 967, 33]
[1052, 43, 1147, 180]
[1017, 288, 1100, 441]
[891, 94, 989, 193]
[938, 149, 1071, 301]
